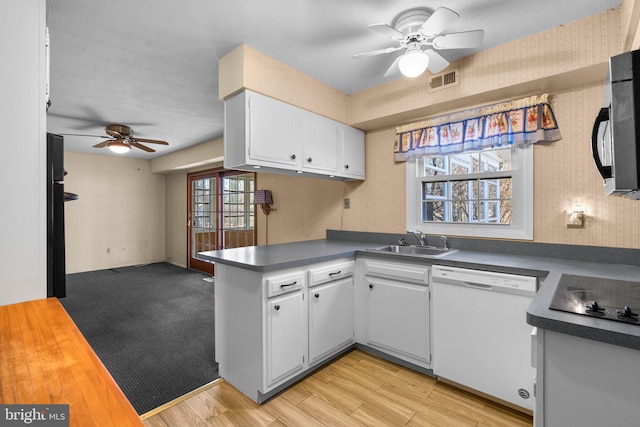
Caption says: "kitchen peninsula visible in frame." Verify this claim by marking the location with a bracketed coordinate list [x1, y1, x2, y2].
[200, 230, 640, 423]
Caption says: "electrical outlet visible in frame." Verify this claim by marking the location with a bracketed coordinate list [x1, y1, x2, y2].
[343, 198, 350, 209]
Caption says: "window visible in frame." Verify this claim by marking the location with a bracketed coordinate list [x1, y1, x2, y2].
[406, 145, 533, 240]
[222, 174, 255, 230]
[188, 170, 256, 275]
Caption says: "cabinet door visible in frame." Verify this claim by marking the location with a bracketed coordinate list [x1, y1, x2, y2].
[302, 112, 339, 174]
[308, 278, 354, 365]
[340, 125, 365, 179]
[365, 278, 430, 363]
[248, 92, 302, 168]
[266, 291, 306, 387]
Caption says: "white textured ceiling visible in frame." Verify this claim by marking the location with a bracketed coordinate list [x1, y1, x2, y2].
[45, 0, 620, 159]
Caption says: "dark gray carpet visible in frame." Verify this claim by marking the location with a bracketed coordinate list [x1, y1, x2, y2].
[60, 262, 217, 415]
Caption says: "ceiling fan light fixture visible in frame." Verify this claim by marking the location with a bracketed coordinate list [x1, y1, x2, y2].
[399, 49, 429, 77]
[108, 140, 131, 153]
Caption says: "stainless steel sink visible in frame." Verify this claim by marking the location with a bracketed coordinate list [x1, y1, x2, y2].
[372, 245, 455, 258]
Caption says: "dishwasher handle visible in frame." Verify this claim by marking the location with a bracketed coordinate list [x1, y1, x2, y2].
[464, 281, 493, 291]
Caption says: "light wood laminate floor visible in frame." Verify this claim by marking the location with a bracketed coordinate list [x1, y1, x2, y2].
[143, 349, 532, 426]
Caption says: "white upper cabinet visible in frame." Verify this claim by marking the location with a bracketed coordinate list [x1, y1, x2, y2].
[249, 92, 302, 168]
[224, 89, 364, 180]
[302, 111, 339, 174]
[340, 125, 365, 179]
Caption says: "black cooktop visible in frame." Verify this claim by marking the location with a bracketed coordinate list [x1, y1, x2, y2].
[549, 274, 640, 325]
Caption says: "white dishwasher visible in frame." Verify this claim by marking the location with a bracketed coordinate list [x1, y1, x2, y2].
[431, 265, 537, 411]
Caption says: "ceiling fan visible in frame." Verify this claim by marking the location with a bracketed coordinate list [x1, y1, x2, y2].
[353, 7, 484, 78]
[62, 124, 169, 153]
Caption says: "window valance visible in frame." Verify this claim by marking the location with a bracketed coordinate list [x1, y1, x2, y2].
[394, 94, 562, 162]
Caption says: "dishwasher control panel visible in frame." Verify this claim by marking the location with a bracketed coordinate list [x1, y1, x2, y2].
[432, 265, 537, 294]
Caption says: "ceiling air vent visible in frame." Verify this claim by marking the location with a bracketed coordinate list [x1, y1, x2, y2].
[429, 69, 459, 91]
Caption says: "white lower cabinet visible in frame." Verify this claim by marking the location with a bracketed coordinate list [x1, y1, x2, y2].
[215, 259, 355, 403]
[360, 258, 431, 368]
[308, 277, 354, 366]
[535, 329, 640, 426]
[265, 290, 306, 387]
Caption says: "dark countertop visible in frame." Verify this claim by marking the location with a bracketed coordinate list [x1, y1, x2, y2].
[199, 235, 640, 351]
[198, 239, 375, 272]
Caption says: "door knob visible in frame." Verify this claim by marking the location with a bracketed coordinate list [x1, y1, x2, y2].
[274, 305, 280, 311]
[307, 157, 313, 163]
[369, 284, 373, 289]
[314, 293, 319, 298]
[290, 154, 296, 160]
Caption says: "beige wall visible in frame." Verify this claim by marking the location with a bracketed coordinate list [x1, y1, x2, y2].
[254, 173, 345, 244]
[64, 152, 166, 273]
[533, 82, 640, 247]
[165, 172, 188, 267]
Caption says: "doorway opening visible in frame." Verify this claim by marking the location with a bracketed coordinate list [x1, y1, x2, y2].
[187, 169, 256, 275]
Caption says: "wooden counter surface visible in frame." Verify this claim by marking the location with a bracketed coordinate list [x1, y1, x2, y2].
[0, 298, 143, 426]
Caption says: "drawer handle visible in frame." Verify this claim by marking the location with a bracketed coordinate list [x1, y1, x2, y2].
[328, 270, 342, 276]
[290, 154, 296, 160]
[274, 305, 280, 311]
[314, 293, 319, 299]
[344, 164, 349, 169]
[369, 284, 373, 289]
[307, 157, 312, 163]
[280, 281, 297, 288]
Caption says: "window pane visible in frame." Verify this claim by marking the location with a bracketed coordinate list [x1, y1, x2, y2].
[499, 177, 512, 199]
[452, 180, 470, 201]
[483, 148, 511, 171]
[424, 182, 445, 197]
[451, 163, 469, 175]
[500, 200, 513, 224]
[452, 201, 469, 222]
[423, 200, 445, 222]
[424, 156, 445, 176]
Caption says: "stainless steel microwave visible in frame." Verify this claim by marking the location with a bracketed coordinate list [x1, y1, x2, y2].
[592, 49, 640, 200]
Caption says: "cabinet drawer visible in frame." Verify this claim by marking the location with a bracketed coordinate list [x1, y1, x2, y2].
[265, 272, 305, 298]
[308, 261, 354, 288]
[364, 260, 429, 285]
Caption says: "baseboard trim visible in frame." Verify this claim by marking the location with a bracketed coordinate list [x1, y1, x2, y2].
[437, 377, 533, 417]
[140, 378, 222, 420]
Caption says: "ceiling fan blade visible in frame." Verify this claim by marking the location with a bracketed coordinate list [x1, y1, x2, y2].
[368, 23, 406, 40]
[383, 55, 403, 77]
[425, 49, 450, 74]
[131, 142, 156, 152]
[60, 133, 109, 138]
[133, 138, 169, 145]
[419, 7, 459, 38]
[92, 139, 114, 148]
[432, 30, 484, 50]
[353, 46, 402, 59]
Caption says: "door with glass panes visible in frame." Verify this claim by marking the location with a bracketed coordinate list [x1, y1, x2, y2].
[187, 170, 256, 275]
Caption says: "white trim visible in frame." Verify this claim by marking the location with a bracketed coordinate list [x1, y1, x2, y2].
[406, 145, 533, 240]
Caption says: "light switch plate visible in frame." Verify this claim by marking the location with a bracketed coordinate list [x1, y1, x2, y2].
[343, 198, 350, 209]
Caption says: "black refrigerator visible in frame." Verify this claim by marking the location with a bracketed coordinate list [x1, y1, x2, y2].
[47, 133, 76, 298]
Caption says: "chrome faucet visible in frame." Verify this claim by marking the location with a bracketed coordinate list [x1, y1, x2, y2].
[406, 230, 427, 247]
[441, 235, 448, 250]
